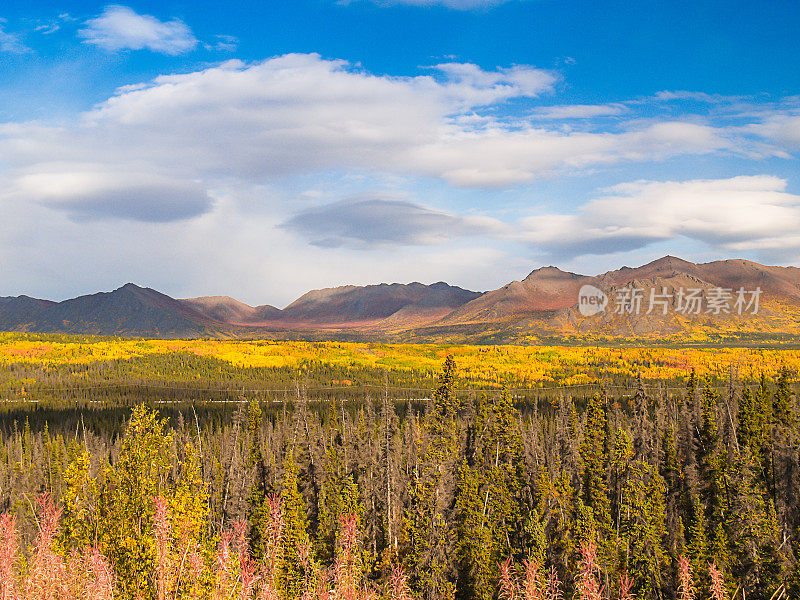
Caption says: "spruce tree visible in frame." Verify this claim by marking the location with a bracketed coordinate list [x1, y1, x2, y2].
[97, 405, 174, 600]
[282, 449, 313, 598]
[454, 391, 524, 600]
[619, 459, 668, 599]
[580, 395, 613, 562]
[407, 355, 462, 600]
[728, 448, 784, 600]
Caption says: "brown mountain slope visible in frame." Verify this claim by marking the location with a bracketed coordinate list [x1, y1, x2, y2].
[0, 284, 211, 337]
[439, 266, 594, 324]
[181, 296, 259, 324]
[425, 256, 800, 342]
[180, 296, 282, 325]
[596, 256, 800, 302]
[0, 296, 56, 330]
[270, 281, 482, 328]
[0, 281, 483, 337]
[3, 257, 800, 343]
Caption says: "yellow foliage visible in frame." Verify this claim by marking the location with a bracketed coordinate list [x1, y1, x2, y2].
[1, 333, 798, 387]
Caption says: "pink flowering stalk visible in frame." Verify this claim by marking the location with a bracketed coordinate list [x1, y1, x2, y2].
[0, 513, 19, 600]
[154, 497, 171, 600]
[84, 545, 115, 600]
[498, 557, 551, 600]
[23, 493, 68, 600]
[314, 568, 331, 600]
[234, 519, 258, 600]
[546, 566, 562, 600]
[678, 556, 695, 600]
[258, 495, 285, 600]
[154, 495, 208, 600]
[214, 529, 237, 600]
[387, 566, 412, 600]
[185, 545, 206, 600]
[333, 515, 362, 600]
[708, 562, 727, 600]
[214, 519, 256, 600]
[618, 574, 634, 600]
[522, 559, 547, 600]
[576, 540, 602, 600]
[257, 575, 283, 600]
[498, 557, 517, 600]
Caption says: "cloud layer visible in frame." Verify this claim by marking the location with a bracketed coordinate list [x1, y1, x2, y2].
[518, 176, 800, 258]
[2, 39, 800, 302]
[10, 169, 212, 222]
[3, 51, 792, 219]
[79, 5, 197, 54]
[283, 196, 502, 247]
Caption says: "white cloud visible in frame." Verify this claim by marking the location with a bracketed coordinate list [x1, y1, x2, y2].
[430, 62, 558, 107]
[532, 104, 627, 119]
[518, 175, 800, 257]
[407, 120, 735, 186]
[0, 52, 788, 232]
[2, 54, 800, 302]
[3, 54, 755, 189]
[0, 52, 794, 229]
[0, 184, 518, 305]
[1, 55, 559, 185]
[34, 13, 74, 35]
[747, 112, 800, 147]
[282, 196, 505, 247]
[9, 166, 211, 222]
[653, 90, 735, 103]
[204, 34, 238, 52]
[34, 23, 60, 35]
[0, 20, 30, 54]
[79, 5, 197, 55]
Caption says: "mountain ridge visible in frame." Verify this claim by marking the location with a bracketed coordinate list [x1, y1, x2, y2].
[3, 256, 800, 342]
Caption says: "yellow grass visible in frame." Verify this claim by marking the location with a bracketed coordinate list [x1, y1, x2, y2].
[0, 333, 797, 386]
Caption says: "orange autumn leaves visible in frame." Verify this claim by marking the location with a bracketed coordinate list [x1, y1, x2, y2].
[0, 333, 797, 388]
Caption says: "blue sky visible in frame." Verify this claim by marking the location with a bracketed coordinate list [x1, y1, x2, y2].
[1, 0, 800, 305]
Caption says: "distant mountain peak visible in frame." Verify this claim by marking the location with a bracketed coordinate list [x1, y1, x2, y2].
[280, 281, 482, 325]
[185, 295, 253, 308]
[3, 256, 800, 341]
[525, 265, 576, 279]
[643, 255, 696, 269]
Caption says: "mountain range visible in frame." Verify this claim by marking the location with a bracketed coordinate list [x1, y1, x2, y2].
[3, 256, 800, 343]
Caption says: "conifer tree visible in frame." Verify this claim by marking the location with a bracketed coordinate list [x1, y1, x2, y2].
[407, 355, 462, 600]
[455, 391, 524, 600]
[59, 445, 98, 553]
[318, 460, 361, 565]
[281, 448, 313, 598]
[170, 441, 209, 550]
[97, 405, 174, 600]
[686, 500, 710, 586]
[580, 395, 613, 564]
[246, 398, 271, 562]
[660, 421, 687, 557]
[772, 367, 794, 429]
[737, 388, 761, 458]
[619, 458, 668, 598]
[727, 448, 784, 600]
[696, 388, 728, 533]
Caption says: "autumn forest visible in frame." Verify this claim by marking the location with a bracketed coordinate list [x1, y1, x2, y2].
[0, 335, 797, 600]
